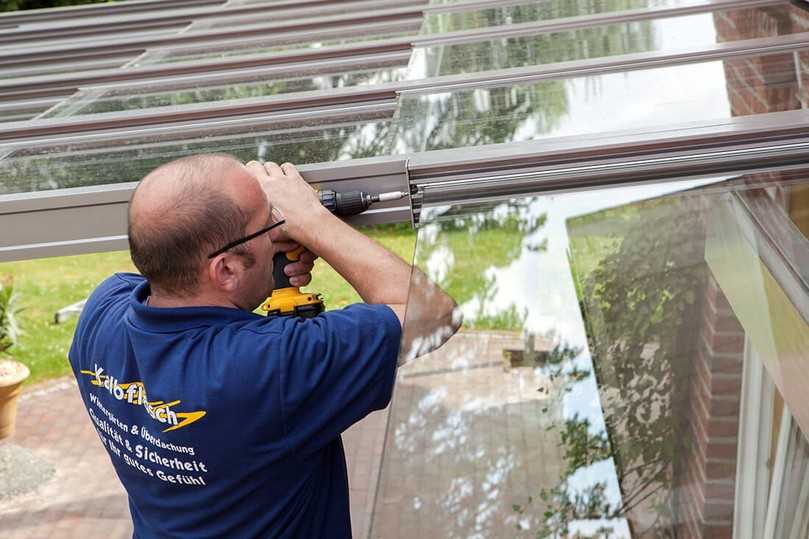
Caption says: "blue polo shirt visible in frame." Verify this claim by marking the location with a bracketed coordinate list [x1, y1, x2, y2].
[68, 273, 401, 538]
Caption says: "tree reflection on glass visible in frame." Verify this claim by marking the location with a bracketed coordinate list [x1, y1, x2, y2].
[423, 0, 673, 34]
[0, 117, 395, 195]
[376, 188, 716, 537]
[559, 196, 708, 536]
[417, 10, 656, 79]
[397, 12, 655, 153]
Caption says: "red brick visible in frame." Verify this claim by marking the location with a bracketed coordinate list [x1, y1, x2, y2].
[707, 417, 739, 439]
[705, 458, 737, 481]
[703, 311, 743, 333]
[703, 523, 734, 539]
[704, 479, 735, 501]
[709, 355, 744, 375]
[709, 397, 741, 418]
[704, 331, 745, 356]
[711, 374, 743, 396]
[706, 440, 738, 461]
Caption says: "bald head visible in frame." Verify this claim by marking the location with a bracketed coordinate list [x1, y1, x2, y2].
[129, 154, 262, 296]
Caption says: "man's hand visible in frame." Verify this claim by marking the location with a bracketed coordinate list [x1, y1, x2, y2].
[272, 237, 318, 288]
[245, 161, 329, 246]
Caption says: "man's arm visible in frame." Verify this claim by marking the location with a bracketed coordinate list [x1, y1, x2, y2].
[246, 161, 461, 358]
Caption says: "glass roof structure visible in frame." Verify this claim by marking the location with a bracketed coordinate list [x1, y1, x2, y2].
[4, 0, 809, 537]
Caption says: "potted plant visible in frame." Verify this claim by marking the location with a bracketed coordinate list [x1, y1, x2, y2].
[0, 276, 29, 439]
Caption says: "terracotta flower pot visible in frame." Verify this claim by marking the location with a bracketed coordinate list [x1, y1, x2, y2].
[0, 359, 30, 440]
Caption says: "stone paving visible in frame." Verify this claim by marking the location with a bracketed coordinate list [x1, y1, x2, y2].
[371, 331, 564, 538]
[0, 377, 388, 539]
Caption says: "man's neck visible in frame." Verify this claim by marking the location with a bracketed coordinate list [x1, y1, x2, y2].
[147, 291, 237, 309]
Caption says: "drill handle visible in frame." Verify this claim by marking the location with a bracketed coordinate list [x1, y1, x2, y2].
[272, 245, 305, 291]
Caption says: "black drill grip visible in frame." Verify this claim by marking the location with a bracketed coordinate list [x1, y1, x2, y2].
[273, 246, 304, 290]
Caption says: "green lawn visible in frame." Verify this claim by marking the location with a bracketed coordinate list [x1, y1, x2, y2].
[0, 224, 415, 386]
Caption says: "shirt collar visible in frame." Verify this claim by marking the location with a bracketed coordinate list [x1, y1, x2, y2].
[127, 279, 261, 333]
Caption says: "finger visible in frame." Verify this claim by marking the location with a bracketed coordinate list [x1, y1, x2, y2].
[290, 275, 312, 287]
[280, 162, 301, 179]
[269, 227, 292, 243]
[298, 250, 318, 264]
[245, 161, 268, 178]
[272, 241, 299, 252]
[264, 161, 285, 178]
[285, 261, 315, 276]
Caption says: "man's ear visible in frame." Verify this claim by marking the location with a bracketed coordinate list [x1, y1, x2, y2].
[207, 254, 243, 293]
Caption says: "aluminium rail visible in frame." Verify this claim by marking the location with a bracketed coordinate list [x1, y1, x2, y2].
[4, 110, 809, 261]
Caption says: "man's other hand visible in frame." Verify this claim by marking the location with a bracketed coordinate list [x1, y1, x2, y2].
[244, 161, 329, 245]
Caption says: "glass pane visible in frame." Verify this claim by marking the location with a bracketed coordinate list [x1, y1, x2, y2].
[422, 0, 698, 33]
[394, 49, 807, 153]
[39, 60, 410, 119]
[409, 3, 809, 79]
[134, 21, 421, 66]
[376, 167, 809, 537]
[772, 415, 809, 538]
[0, 111, 394, 195]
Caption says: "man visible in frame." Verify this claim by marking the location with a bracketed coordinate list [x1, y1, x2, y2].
[68, 154, 458, 538]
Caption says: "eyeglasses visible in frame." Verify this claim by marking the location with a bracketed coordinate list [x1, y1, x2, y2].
[207, 219, 286, 259]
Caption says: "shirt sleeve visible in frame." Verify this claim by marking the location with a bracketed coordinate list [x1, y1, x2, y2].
[277, 303, 401, 455]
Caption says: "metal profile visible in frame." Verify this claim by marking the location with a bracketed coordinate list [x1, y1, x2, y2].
[0, 87, 399, 142]
[0, 0, 425, 45]
[3, 32, 809, 143]
[0, 0, 785, 98]
[399, 32, 809, 95]
[0, 20, 193, 47]
[0, 6, 425, 64]
[0, 0, 224, 24]
[5, 110, 809, 260]
[0, 39, 414, 102]
[74, 50, 413, 95]
[0, 0, 579, 46]
[0, 157, 410, 262]
[0, 101, 398, 152]
[408, 110, 809, 208]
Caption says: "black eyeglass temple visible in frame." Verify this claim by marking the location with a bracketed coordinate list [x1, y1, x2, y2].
[207, 219, 286, 259]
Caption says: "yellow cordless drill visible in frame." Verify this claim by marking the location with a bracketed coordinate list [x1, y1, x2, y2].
[260, 188, 408, 318]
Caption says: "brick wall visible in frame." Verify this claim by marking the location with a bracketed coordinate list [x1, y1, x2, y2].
[675, 276, 745, 539]
[714, 4, 809, 116]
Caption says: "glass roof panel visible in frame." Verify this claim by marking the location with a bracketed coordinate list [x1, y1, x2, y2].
[421, 0, 698, 33]
[409, 3, 809, 78]
[378, 168, 809, 536]
[39, 60, 410, 119]
[134, 21, 421, 66]
[394, 49, 808, 153]
[0, 109, 396, 195]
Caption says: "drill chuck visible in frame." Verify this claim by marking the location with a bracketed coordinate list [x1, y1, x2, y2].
[318, 189, 409, 217]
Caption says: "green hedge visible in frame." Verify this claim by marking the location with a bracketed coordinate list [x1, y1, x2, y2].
[1, 0, 113, 12]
